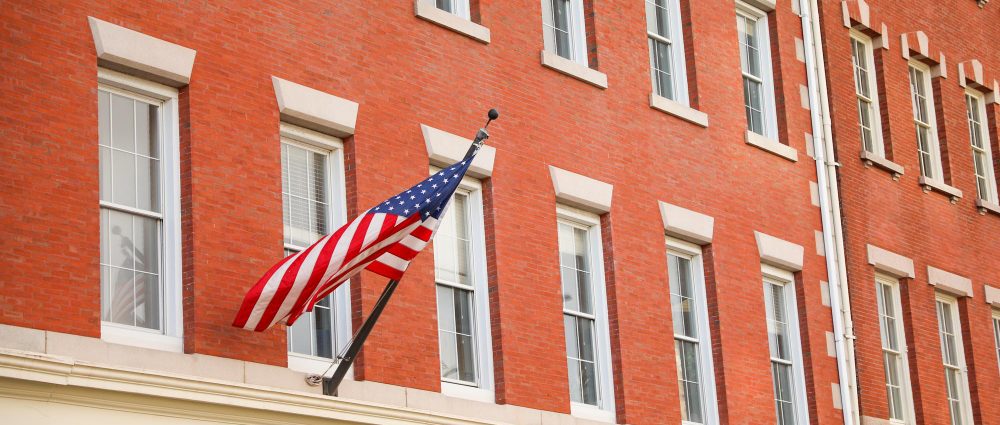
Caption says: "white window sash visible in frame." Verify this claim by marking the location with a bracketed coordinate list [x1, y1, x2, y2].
[874, 274, 916, 424]
[850, 31, 885, 156]
[557, 206, 615, 420]
[541, 0, 588, 65]
[646, 0, 689, 105]
[667, 237, 720, 425]
[761, 265, 810, 425]
[97, 68, 182, 353]
[908, 62, 944, 180]
[736, 2, 778, 138]
[430, 170, 495, 400]
[279, 125, 352, 378]
[965, 90, 999, 204]
[934, 293, 974, 425]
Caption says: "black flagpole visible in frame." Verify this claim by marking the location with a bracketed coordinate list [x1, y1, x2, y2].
[322, 109, 499, 396]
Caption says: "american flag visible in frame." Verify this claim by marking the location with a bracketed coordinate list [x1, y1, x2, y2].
[233, 156, 477, 332]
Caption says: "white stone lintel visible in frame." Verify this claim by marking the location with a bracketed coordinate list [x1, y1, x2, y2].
[88, 17, 196, 87]
[549, 166, 613, 214]
[866, 244, 915, 278]
[927, 266, 973, 298]
[658, 201, 714, 244]
[421, 124, 495, 178]
[272, 76, 359, 138]
[755, 231, 804, 271]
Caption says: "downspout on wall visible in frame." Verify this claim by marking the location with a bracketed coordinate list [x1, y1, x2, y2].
[798, 0, 860, 424]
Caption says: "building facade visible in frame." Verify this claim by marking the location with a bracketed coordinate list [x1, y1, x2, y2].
[0, 1, 996, 425]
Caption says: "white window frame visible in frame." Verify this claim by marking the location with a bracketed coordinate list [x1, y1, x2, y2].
[541, 0, 588, 65]
[98, 68, 183, 353]
[761, 264, 810, 425]
[908, 61, 945, 181]
[965, 89, 999, 205]
[874, 274, 916, 424]
[850, 31, 885, 157]
[431, 170, 495, 403]
[736, 2, 778, 139]
[557, 205, 615, 422]
[666, 237, 719, 425]
[435, 0, 471, 19]
[934, 293, 974, 425]
[646, 0, 689, 105]
[992, 310, 1000, 371]
[279, 124, 353, 378]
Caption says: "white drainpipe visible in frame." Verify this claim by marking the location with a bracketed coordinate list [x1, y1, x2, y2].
[798, 0, 860, 424]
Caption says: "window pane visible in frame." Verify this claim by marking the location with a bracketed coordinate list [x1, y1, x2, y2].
[314, 301, 333, 358]
[436, 0, 454, 13]
[111, 94, 135, 152]
[107, 209, 134, 269]
[650, 38, 674, 100]
[134, 271, 159, 330]
[549, 0, 573, 59]
[676, 339, 704, 423]
[289, 310, 313, 355]
[135, 101, 158, 158]
[107, 266, 136, 326]
[668, 254, 697, 338]
[111, 150, 137, 207]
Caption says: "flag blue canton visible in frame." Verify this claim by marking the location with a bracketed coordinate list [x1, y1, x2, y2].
[370, 159, 474, 220]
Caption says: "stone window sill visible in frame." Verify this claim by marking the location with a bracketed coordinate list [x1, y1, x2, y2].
[918, 176, 963, 203]
[649, 94, 709, 127]
[976, 199, 1000, 216]
[860, 151, 904, 180]
[745, 130, 798, 162]
[414, 0, 490, 43]
[540, 51, 608, 89]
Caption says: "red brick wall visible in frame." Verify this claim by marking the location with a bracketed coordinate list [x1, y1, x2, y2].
[0, 0, 856, 423]
[819, 0, 1000, 424]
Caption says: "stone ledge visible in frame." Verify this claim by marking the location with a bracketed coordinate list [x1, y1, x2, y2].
[540, 51, 608, 89]
[985, 285, 1000, 308]
[975, 198, 1000, 216]
[918, 176, 962, 203]
[649, 94, 708, 127]
[860, 151, 904, 178]
[746, 131, 798, 162]
[414, 0, 490, 43]
[272, 76, 359, 138]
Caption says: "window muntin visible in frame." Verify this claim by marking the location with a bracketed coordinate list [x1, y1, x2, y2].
[875, 276, 914, 423]
[557, 210, 614, 417]
[965, 91, 999, 204]
[436, 0, 471, 19]
[666, 239, 718, 425]
[762, 268, 807, 425]
[850, 33, 884, 155]
[908, 63, 943, 180]
[542, 0, 587, 64]
[99, 88, 164, 331]
[935, 295, 972, 425]
[736, 4, 776, 137]
[282, 140, 340, 360]
[646, 0, 688, 104]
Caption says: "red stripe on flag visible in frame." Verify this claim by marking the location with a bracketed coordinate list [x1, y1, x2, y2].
[232, 254, 296, 328]
[253, 232, 333, 332]
[411, 226, 433, 242]
[365, 260, 405, 280]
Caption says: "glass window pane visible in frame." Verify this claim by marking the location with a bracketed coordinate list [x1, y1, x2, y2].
[289, 312, 313, 355]
[111, 94, 135, 152]
[568, 357, 583, 403]
[133, 214, 159, 274]
[135, 101, 158, 158]
[452, 288, 474, 335]
[577, 317, 596, 362]
[111, 150, 137, 207]
[437, 285, 456, 332]
[439, 330, 459, 380]
[561, 265, 581, 312]
[136, 156, 160, 213]
[580, 358, 598, 405]
[134, 271, 159, 330]
[456, 333, 476, 382]
[565, 315, 580, 359]
[314, 302, 333, 358]
[107, 210, 134, 270]
[108, 266, 135, 326]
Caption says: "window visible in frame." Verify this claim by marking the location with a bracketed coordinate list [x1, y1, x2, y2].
[935, 294, 973, 425]
[908, 63, 944, 180]
[542, 0, 587, 64]
[280, 126, 351, 375]
[98, 68, 182, 352]
[875, 275, 915, 423]
[736, 2, 777, 138]
[433, 177, 494, 401]
[850, 32, 885, 156]
[557, 207, 615, 420]
[965, 91, 999, 204]
[667, 238, 719, 425]
[993, 310, 1000, 369]
[646, 0, 688, 103]
[762, 266, 808, 425]
[435, 0, 470, 19]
